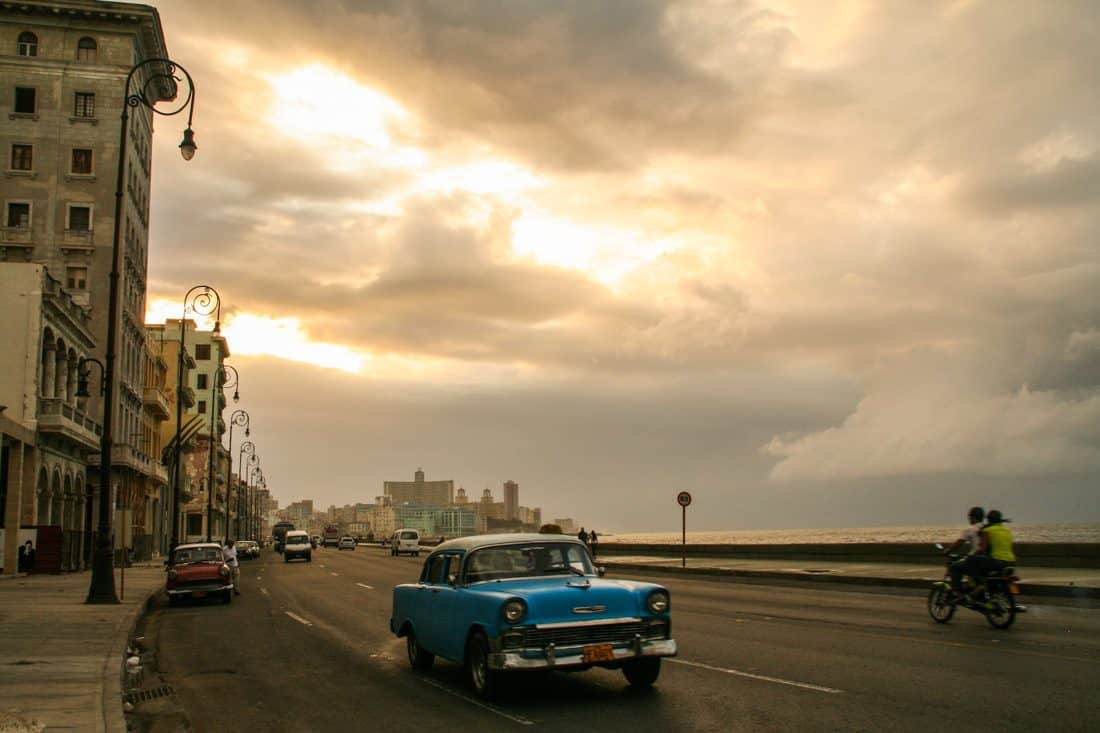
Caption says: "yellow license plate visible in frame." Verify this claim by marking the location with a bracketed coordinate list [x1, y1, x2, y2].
[582, 644, 615, 663]
[1009, 583, 1020, 594]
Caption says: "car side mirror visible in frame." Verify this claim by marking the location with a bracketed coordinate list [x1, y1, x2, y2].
[597, 566, 606, 577]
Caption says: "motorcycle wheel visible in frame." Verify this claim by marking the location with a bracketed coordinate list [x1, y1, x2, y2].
[927, 586, 955, 623]
[985, 590, 1016, 629]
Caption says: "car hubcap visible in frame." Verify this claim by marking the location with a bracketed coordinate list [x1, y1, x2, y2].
[472, 647, 486, 688]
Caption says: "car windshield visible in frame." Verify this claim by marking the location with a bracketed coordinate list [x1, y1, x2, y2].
[464, 542, 594, 583]
[172, 548, 222, 564]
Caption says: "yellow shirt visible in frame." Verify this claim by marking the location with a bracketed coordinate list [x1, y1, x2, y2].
[983, 524, 1016, 563]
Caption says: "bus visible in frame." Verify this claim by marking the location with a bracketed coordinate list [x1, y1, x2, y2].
[272, 521, 295, 553]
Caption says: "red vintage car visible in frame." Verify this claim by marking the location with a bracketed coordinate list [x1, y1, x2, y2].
[165, 542, 233, 605]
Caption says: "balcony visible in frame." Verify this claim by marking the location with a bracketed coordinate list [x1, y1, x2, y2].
[36, 398, 100, 451]
[143, 386, 170, 419]
[1, 225, 32, 245]
[88, 442, 165, 480]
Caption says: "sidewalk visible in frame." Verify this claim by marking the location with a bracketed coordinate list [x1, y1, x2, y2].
[0, 565, 164, 733]
[600, 555, 1100, 599]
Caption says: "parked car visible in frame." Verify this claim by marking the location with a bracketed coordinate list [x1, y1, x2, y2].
[165, 542, 234, 605]
[390, 529, 421, 557]
[284, 530, 313, 563]
[338, 536, 356, 551]
[390, 534, 677, 699]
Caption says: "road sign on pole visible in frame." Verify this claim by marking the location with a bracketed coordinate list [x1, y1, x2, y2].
[676, 492, 692, 568]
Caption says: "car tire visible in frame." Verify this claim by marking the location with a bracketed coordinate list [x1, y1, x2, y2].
[466, 630, 500, 700]
[307, 554, 312, 563]
[167, 594, 179, 607]
[222, 589, 232, 605]
[284, 555, 289, 563]
[406, 629, 435, 671]
[621, 658, 661, 687]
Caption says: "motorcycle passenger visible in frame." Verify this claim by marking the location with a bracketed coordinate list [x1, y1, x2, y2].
[946, 507, 984, 597]
[954, 509, 1016, 600]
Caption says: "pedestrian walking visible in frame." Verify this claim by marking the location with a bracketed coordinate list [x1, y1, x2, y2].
[222, 539, 241, 595]
[589, 529, 599, 559]
[17, 540, 35, 572]
[578, 527, 589, 545]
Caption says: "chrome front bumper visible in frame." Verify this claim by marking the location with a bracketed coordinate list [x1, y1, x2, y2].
[166, 582, 233, 596]
[488, 638, 677, 671]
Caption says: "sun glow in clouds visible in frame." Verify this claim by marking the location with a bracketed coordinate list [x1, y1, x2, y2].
[265, 64, 410, 149]
[221, 314, 367, 374]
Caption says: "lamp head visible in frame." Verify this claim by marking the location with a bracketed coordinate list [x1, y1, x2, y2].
[232, 389, 240, 403]
[179, 127, 197, 161]
[76, 374, 90, 398]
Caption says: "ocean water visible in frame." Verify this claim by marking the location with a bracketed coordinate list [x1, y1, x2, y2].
[605, 523, 1100, 545]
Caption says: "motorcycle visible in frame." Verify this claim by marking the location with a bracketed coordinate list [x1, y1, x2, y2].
[927, 543, 1020, 629]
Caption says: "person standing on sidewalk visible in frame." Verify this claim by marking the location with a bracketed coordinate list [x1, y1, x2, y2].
[589, 529, 599, 559]
[222, 540, 241, 595]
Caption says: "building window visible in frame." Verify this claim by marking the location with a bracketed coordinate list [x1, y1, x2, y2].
[14, 87, 36, 115]
[6, 203, 30, 228]
[11, 145, 32, 171]
[74, 92, 95, 118]
[71, 149, 92, 175]
[194, 344, 211, 360]
[197, 400, 207, 414]
[196, 373, 208, 390]
[65, 267, 87, 290]
[17, 32, 37, 57]
[67, 204, 91, 231]
[77, 37, 97, 61]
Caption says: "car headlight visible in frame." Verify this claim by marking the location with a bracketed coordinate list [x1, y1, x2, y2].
[646, 590, 670, 614]
[501, 599, 527, 624]
[166, 569, 178, 581]
[218, 565, 230, 577]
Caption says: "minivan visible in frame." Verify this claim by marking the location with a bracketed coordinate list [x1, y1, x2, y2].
[283, 530, 313, 563]
[390, 529, 420, 557]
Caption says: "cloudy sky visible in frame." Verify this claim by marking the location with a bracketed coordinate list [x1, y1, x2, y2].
[143, 0, 1100, 532]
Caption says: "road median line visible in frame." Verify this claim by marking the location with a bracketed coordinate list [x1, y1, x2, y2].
[285, 611, 313, 626]
[356, 583, 374, 590]
[668, 658, 843, 694]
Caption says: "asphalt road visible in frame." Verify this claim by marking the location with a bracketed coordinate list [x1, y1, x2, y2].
[145, 545, 1100, 732]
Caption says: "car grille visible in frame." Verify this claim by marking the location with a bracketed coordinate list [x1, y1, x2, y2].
[521, 620, 668, 648]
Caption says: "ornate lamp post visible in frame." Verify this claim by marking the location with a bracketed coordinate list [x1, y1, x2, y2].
[87, 58, 198, 605]
[238, 442, 255, 539]
[224, 409, 249, 543]
[206, 365, 238, 542]
[171, 286, 221, 552]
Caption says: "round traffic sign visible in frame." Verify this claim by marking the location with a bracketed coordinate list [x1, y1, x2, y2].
[677, 491, 692, 507]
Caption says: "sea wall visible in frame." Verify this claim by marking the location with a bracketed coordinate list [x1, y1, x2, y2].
[597, 542, 1100, 568]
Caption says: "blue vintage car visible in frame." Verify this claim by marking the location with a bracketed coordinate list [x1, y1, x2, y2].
[390, 533, 677, 698]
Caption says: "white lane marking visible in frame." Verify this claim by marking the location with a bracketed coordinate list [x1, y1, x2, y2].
[285, 611, 313, 626]
[668, 659, 843, 694]
[356, 583, 374, 590]
[260, 587, 269, 596]
[417, 676, 534, 726]
[330, 572, 340, 577]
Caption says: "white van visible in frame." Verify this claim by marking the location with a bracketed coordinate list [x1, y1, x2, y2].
[390, 529, 421, 557]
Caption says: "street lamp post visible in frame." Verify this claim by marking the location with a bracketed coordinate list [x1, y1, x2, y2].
[207, 365, 238, 542]
[238, 442, 255, 539]
[171, 286, 220, 552]
[87, 58, 198, 605]
[224, 409, 249, 543]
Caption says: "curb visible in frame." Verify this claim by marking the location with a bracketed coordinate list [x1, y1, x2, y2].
[600, 561, 1100, 600]
[102, 587, 160, 733]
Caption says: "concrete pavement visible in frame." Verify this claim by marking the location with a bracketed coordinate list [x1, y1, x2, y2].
[0, 565, 164, 733]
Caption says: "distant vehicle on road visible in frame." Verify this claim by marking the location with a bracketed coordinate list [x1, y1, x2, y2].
[338, 536, 356, 551]
[165, 542, 234, 606]
[236, 540, 259, 559]
[390, 529, 420, 557]
[390, 533, 676, 699]
[323, 526, 340, 548]
[272, 521, 295, 553]
[283, 530, 313, 563]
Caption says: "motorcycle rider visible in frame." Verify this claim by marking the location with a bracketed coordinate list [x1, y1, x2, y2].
[946, 507, 984, 598]
[953, 509, 1016, 601]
